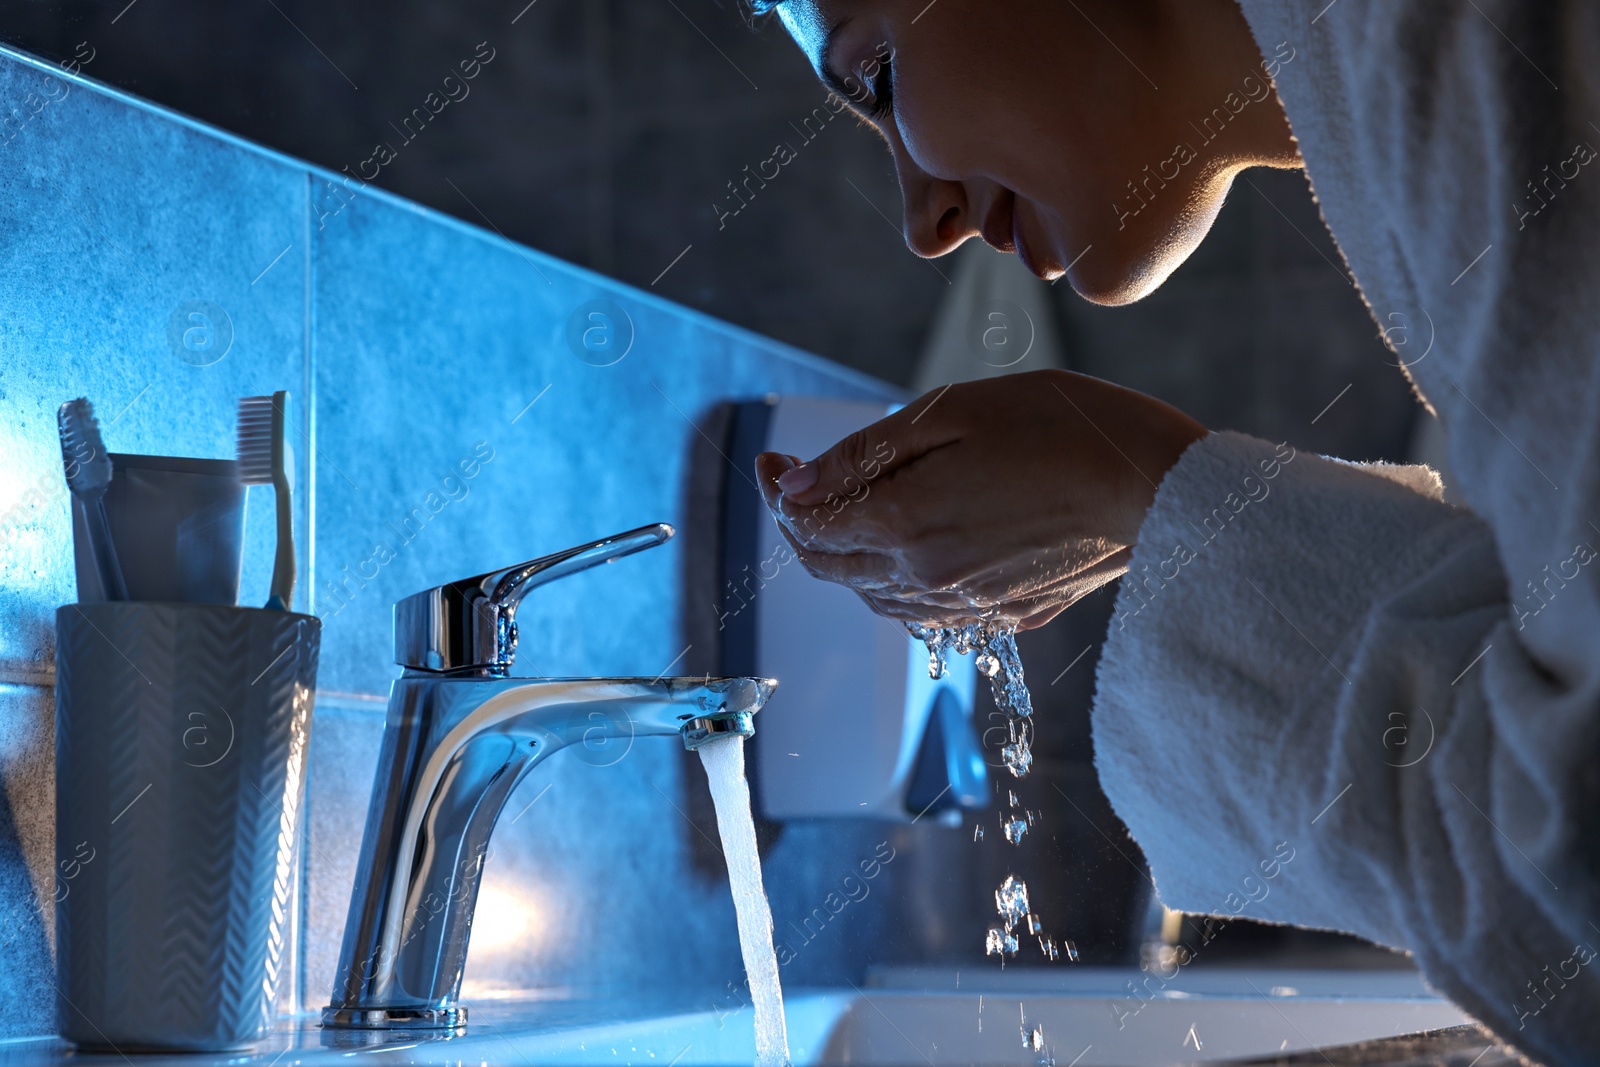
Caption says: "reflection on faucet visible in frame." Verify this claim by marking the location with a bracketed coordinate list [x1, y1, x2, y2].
[322, 525, 775, 1030]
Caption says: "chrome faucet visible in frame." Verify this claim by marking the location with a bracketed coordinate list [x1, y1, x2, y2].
[321, 523, 775, 1030]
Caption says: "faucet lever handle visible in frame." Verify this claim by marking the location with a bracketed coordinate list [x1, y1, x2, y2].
[394, 522, 674, 673]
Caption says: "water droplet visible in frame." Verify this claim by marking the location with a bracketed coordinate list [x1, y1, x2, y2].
[995, 875, 1030, 931]
[985, 926, 1019, 956]
[1002, 742, 1034, 777]
[909, 620, 1035, 777]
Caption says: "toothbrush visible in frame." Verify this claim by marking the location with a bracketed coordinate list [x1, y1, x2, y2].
[58, 398, 129, 601]
[237, 391, 295, 611]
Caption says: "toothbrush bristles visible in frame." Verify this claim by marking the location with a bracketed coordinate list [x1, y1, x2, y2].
[237, 395, 277, 485]
[58, 397, 113, 492]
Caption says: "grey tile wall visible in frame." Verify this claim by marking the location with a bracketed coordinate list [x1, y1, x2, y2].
[0, 42, 900, 1040]
[1051, 167, 1419, 463]
[0, 0, 951, 388]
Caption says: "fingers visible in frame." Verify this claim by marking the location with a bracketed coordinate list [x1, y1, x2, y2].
[771, 516, 978, 613]
[768, 513, 902, 592]
[755, 452, 799, 526]
[1016, 603, 1069, 631]
[1012, 548, 1134, 629]
[857, 546, 1134, 632]
[856, 592, 975, 628]
[754, 451, 800, 510]
[758, 451, 897, 554]
[1085, 545, 1135, 578]
[759, 385, 965, 510]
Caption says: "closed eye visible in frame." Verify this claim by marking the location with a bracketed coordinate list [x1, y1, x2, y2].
[868, 57, 894, 119]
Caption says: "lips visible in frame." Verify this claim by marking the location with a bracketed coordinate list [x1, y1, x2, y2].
[980, 191, 1017, 254]
[981, 189, 1051, 280]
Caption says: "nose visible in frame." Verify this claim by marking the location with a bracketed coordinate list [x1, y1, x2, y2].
[889, 138, 975, 259]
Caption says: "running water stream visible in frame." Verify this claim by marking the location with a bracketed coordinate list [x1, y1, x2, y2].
[912, 620, 1073, 966]
[698, 735, 791, 1067]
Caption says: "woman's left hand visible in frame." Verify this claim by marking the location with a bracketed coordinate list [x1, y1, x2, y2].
[754, 369, 1207, 630]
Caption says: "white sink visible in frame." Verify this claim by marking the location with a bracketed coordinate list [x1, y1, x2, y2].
[377, 969, 1471, 1066]
[33, 969, 1477, 1066]
[488, 969, 1472, 1066]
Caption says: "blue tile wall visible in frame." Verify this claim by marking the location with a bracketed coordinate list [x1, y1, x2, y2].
[0, 686, 53, 1040]
[0, 48, 310, 662]
[0, 43, 898, 1039]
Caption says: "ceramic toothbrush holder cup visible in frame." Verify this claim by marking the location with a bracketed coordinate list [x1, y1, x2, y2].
[54, 602, 320, 1051]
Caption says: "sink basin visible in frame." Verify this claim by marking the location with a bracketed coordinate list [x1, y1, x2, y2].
[802, 977, 1471, 1065]
[472, 969, 1474, 1066]
[24, 969, 1487, 1066]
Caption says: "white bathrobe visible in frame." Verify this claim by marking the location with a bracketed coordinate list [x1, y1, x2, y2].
[1092, 2, 1600, 1064]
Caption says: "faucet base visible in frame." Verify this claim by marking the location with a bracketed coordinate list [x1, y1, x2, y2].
[321, 1006, 467, 1031]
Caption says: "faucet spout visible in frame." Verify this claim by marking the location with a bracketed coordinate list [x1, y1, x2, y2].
[322, 673, 774, 1029]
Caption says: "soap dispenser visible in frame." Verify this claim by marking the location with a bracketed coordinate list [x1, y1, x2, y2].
[721, 395, 988, 823]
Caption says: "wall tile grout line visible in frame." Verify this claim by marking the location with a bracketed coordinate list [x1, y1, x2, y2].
[0, 670, 54, 689]
[294, 166, 317, 1017]
[304, 168, 318, 625]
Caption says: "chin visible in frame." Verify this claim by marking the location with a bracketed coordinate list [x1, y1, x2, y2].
[1065, 255, 1178, 306]
[1060, 176, 1235, 307]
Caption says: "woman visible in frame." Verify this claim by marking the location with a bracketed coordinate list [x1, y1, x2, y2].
[751, 1, 1600, 1063]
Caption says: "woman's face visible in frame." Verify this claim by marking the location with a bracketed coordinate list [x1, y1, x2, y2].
[777, 0, 1298, 304]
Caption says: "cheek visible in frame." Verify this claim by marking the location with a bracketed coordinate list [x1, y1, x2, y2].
[891, 39, 1098, 226]
[887, 80, 975, 181]
[888, 6, 1033, 180]
[908, 5, 1092, 175]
